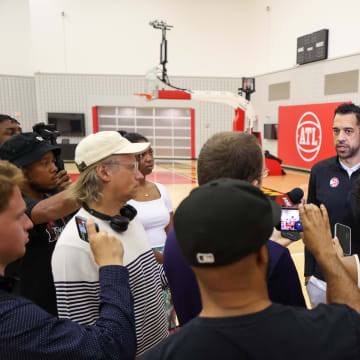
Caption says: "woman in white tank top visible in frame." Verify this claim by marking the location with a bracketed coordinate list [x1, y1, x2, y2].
[124, 132, 176, 329]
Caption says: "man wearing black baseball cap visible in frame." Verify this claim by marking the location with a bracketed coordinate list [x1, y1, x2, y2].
[0, 132, 78, 315]
[141, 179, 360, 359]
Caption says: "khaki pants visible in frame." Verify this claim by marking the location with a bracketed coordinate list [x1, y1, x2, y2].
[306, 275, 326, 308]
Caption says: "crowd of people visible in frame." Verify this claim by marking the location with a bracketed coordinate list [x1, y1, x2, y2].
[0, 102, 360, 358]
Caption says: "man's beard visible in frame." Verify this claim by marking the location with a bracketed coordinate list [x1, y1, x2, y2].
[336, 144, 360, 160]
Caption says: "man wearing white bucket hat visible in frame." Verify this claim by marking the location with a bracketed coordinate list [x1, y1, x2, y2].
[52, 131, 169, 356]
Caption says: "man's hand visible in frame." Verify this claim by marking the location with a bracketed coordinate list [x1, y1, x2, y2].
[86, 219, 124, 267]
[153, 250, 163, 264]
[269, 228, 292, 247]
[301, 204, 360, 310]
[299, 203, 335, 258]
[332, 237, 344, 258]
[55, 170, 72, 190]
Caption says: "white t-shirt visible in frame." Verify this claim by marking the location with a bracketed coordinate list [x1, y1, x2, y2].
[128, 182, 173, 248]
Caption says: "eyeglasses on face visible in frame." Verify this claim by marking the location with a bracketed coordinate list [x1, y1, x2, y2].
[103, 161, 138, 173]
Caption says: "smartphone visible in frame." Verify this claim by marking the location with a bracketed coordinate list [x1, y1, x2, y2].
[280, 207, 303, 232]
[75, 216, 99, 242]
[334, 223, 351, 256]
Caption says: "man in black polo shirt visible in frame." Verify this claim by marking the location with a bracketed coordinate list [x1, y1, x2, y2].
[0, 133, 77, 315]
[306, 102, 360, 306]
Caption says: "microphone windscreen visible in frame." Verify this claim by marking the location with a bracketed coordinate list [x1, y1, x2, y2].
[286, 188, 304, 205]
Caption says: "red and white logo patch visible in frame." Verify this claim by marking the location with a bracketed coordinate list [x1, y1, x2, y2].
[330, 177, 339, 188]
[295, 112, 322, 162]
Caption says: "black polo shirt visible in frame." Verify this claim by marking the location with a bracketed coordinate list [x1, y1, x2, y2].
[306, 156, 360, 279]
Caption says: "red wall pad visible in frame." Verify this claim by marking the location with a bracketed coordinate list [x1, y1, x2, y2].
[278, 102, 344, 170]
[233, 108, 245, 132]
[92, 106, 99, 133]
[265, 158, 283, 176]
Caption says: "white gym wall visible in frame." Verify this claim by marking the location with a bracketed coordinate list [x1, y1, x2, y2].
[2, 0, 360, 157]
[0, 0, 33, 76]
[2, 0, 360, 76]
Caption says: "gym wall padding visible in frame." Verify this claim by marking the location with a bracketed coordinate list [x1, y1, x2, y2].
[0, 75, 37, 131]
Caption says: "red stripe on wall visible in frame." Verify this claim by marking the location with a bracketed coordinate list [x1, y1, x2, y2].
[191, 108, 195, 159]
[92, 106, 99, 133]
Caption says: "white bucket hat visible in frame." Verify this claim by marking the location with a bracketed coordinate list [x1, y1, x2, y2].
[75, 131, 149, 171]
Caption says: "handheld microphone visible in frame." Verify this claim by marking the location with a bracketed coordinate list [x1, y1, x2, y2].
[286, 188, 304, 205]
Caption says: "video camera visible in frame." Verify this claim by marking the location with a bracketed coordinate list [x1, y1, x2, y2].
[32, 122, 65, 171]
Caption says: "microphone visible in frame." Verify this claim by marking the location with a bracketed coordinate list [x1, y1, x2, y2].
[286, 188, 304, 205]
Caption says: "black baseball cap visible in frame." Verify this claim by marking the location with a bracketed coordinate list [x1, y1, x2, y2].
[174, 178, 281, 267]
[0, 132, 60, 167]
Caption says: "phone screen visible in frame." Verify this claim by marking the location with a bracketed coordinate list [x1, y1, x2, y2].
[280, 208, 303, 232]
[335, 223, 351, 256]
[75, 216, 99, 242]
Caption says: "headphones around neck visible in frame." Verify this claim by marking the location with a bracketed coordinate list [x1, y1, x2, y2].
[82, 203, 137, 233]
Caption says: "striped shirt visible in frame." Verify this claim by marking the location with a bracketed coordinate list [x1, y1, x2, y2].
[52, 207, 168, 356]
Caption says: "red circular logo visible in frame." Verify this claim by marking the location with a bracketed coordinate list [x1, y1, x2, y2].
[330, 177, 339, 188]
[296, 112, 322, 162]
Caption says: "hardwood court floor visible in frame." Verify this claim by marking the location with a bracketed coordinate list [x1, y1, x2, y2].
[65, 160, 311, 307]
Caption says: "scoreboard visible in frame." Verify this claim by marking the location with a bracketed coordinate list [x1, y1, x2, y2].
[296, 29, 329, 65]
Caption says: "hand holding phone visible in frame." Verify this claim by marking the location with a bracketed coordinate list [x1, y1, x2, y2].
[75, 216, 124, 266]
[86, 218, 124, 267]
[55, 169, 72, 190]
[75, 216, 99, 242]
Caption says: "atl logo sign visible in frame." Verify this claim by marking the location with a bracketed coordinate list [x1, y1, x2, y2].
[296, 112, 322, 162]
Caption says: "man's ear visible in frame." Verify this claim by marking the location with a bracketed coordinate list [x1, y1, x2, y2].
[256, 244, 269, 269]
[251, 178, 259, 187]
[96, 163, 112, 182]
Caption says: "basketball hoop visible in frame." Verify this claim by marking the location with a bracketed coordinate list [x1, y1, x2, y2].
[134, 93, 154, 100]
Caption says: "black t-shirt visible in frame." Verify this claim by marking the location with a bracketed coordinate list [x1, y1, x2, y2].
[5, 196, 66, 316]
[141, 303, 360, 359]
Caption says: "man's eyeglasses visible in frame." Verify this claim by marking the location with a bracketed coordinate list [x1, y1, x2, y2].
[263, 168, 270, 178]
[103, 161, 138, 173]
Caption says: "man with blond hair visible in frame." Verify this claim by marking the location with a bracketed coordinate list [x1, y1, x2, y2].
[0, 160, 136, 359]
[52, 131, 168, 356]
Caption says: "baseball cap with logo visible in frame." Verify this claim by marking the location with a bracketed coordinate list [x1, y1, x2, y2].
[75, 131, 150, 171]
[0, 132, 60, 167]
[174, 178, 281, 267]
